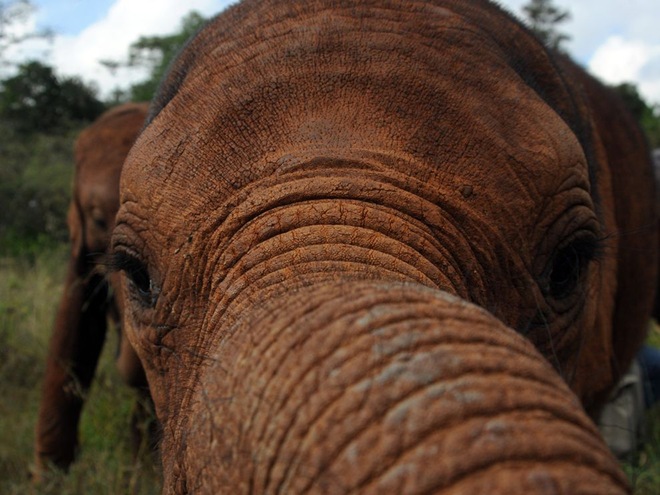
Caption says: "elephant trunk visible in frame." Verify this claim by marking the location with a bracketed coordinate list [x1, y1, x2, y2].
[167, 280, 627, 494]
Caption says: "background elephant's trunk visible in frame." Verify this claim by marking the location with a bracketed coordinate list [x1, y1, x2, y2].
[167, 281, 627, 494]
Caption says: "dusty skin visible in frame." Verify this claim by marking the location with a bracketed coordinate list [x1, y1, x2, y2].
[112, 1, 657, 493]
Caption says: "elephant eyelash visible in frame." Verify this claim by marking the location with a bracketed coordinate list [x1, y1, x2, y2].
[543, 234, 603, 301]
[103, 250, 159, 308]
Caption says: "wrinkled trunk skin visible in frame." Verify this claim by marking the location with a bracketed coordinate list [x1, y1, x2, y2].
[161, 280, 627, 494]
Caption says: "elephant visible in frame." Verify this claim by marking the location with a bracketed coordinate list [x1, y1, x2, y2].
[34, 102, 151, 476]
[110, 1, 658, 493]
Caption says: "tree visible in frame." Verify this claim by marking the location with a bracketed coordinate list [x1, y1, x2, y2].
[0, 60, 105, 134]
[102, 11, 207, 102]
[0, 0, 51, 66]
[614, 83, 650, 123]
[522, 0, 571, 51]
[613, 83, 660, 148]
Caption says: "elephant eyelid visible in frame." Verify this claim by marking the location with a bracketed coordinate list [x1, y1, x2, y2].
[103, 249, 139, 273]
[543, 234, 602, 300]
[104, 250, 159, 308]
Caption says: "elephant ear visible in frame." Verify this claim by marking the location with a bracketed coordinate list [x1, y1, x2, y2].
[68, 133, 90, 265]
[66, 196, 86, 263]
[575, 62, 658, 389]
[654, 155, 660, 322]
[546, 55, 657, 410]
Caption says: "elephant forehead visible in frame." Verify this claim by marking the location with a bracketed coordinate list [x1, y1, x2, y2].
[118, 1, 593, 270]
[122, 23, 586, 211]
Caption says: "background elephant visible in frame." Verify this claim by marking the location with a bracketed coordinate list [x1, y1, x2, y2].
[34, 102, 151, 476]
[111, 1, 657, 493]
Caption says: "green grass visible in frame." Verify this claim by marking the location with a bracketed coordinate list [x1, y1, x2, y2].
[1, 245, 659, 493]
[626, 406, 660, 494]
[625, 322, 660, 494]
[0, 245, 161, 494]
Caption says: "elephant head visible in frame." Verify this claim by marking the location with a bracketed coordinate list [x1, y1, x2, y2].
[111, 1, 657, 493]
[35, 102, 150, 476]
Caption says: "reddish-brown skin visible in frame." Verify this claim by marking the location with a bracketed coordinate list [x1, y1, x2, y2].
[34, 102, 150, 475]
[113, 1, 657, 493]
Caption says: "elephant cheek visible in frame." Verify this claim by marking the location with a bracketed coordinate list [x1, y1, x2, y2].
[171, 283, 628, 494]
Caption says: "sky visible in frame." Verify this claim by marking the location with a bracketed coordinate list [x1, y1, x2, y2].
[4, 0, 660, 106]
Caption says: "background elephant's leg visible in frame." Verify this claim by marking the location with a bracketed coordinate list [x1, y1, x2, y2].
[116, 332, 158, 460]
[115, 324, 147, 389]
[34, 260, 108, 474]
[129, 388, 159, 464]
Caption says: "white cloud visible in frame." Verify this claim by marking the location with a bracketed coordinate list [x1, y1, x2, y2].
[1, 3, 48, 67]
[53, 0, 237, 96]
[588, 36, 660, 105]
[5, 0, 235, 97]
[5, 0, 660, 106]
[589, 36, 655, 83]
[499, 0, 660, 105]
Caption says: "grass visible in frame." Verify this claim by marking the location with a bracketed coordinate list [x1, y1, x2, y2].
[0, 245, 161, 494]
[625, 322, 660, 494]
[627, 406, 660, 494]
[0, 244, 658, 493]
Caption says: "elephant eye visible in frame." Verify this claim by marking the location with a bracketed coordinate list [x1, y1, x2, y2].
[108, 251, 159, 308]
[544, 236, 598, 300]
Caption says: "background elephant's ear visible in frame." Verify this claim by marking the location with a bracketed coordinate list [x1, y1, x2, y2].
[654, 152, 660, 322]
[579, 63, 659, 395]
[66, 198, 85, 261]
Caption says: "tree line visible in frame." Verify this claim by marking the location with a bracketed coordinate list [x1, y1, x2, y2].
[0, 3, 205, 255]
[524, 0, 660, 149]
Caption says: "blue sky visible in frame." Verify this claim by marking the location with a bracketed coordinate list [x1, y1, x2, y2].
[33, 0, 116, 35]
[8, 0, 660, 105]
